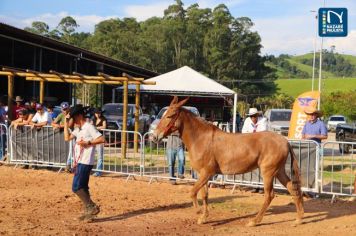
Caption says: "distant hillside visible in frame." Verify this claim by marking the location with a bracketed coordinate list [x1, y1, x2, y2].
[276, 78, 356, 98]
[268, 53, 356, 79]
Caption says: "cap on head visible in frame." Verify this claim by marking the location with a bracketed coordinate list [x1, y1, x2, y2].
[61, 102, 69, 110]
[36, 103, 43, 110]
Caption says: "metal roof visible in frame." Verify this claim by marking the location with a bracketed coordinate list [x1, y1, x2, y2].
[0, 22, 158, 78]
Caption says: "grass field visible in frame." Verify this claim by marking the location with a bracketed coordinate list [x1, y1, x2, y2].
[276, 78, 356, 98]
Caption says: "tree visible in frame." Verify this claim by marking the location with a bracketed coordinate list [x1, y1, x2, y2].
[24, 21, 49, 35]
[56, 16, 79, 43]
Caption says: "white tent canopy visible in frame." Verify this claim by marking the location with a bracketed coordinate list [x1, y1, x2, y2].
[125, 66, 235, 96]
[117, 66, 238, 132]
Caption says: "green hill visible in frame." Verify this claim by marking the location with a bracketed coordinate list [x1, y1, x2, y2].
[276, 78, 356, 98]
[273, 53, 356, 79]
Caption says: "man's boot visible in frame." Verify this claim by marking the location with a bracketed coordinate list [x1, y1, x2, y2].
[75, 189, 100, 221]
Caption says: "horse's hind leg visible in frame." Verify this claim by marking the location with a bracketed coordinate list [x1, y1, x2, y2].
[247, 174, 274, 227]
[277, 169, 304, 225]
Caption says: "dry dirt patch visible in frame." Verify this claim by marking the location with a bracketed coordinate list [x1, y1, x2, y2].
[0, 165, 356, 235]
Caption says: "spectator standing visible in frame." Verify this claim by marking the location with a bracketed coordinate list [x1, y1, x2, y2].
[91, 108, 107, 177]
[241, 107, 267, 193]
[0, 98, 6, 159]
[47, 104, 56, 121]
[302, 107, 328, 144]
[30, 104, 51, 129]
[64, 105, 104, 221]
[166, 130, 185, 185]
[12, 96, 25, 120]
[241, 108, 267, 133]
[10, 109, 32, 129]
[52, 102, 74, 172]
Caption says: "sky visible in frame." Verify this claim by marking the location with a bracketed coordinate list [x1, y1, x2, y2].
[0, 0, 355, 56]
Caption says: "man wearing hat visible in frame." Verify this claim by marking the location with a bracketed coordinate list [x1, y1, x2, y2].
[13, 96, 25, 120]
[53, 102, 73, 172]
[241, 107, 267, 193]
[64, 105, 104, 221]
[241, 108, 267, 134]
[302, 107, 328, 144]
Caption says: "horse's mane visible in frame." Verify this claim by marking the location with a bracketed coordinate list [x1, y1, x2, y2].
[179, 107, 220, 131]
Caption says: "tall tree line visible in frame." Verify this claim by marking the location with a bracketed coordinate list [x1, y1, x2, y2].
[24, 0, 277, 100]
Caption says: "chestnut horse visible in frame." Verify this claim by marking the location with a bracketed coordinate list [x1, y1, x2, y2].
[152, 96, 304, 227]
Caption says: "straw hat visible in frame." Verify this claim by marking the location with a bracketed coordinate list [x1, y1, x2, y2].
[246, 108, 262, 117]
[304, 107, 322, 117]
[15, 96, 23, 102]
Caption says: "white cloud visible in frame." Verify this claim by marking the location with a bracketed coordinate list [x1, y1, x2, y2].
[1, 12, 117, 32]
[123, 2, 170, 21]
[325, 30, 356, 55]
[254, 15, 356, 56]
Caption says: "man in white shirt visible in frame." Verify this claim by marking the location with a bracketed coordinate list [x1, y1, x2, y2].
[30, 104, 51, 128]
[241, 108, 267, 193]
[64, 105, 105, 221]
[241, 108, 267, 133]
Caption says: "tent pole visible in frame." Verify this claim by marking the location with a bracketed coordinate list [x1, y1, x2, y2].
[232, 93, 237, 133]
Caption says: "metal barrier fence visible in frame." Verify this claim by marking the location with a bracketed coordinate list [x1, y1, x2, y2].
[9, 125, 69, 168]
[320, 141, 356, 196]
[142, 132, 197, 183]
[0, 123, 8, 161]
[222, 140, 320, 192]
[92, 129, 143, 179]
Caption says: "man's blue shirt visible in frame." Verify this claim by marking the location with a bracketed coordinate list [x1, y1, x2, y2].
[302, 119, 327, 143]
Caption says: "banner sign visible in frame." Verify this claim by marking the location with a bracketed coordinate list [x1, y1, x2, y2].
[319, 8, 348, 37]
[288, 91, 320, 139]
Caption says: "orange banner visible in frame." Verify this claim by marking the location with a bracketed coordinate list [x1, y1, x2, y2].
[288, 91, 320, 139]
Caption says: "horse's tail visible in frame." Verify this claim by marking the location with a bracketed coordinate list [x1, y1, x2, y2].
[289, 143, 302, 197]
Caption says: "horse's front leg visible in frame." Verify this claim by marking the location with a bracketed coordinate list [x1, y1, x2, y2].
[190, 172, 211, 224]
[198, 183, 209, 224]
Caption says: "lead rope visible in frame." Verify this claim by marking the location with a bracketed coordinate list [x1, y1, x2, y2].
[72, 138, 85, 175]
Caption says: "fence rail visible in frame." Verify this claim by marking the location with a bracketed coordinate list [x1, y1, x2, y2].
[0, 124, 8, 161]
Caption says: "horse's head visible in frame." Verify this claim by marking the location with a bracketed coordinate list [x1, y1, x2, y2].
[151, 96, 189, 143]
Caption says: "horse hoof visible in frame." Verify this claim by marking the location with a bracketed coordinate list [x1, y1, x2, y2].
[196, 209, 202, 214]
[246, 221, 256, 227]
[292, 219, 302, 226]
[197, 217, 206, 225]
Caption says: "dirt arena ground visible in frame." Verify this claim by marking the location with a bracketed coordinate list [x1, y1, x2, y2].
[0, 165, 356, 236]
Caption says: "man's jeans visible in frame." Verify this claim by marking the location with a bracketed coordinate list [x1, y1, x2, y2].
[66, 139, 74, 166]
[95, 144, 104, 174]
[166, 147, 185, 178]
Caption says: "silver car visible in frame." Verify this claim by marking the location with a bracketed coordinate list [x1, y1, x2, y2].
[264, 109, 292, 136]
[149, 106, 200, 133]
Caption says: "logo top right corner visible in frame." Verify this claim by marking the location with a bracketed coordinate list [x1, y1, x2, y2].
[319, 8, 348, 37]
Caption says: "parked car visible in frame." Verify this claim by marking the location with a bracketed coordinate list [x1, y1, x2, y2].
[103, 103, 151, 146]
[103, 103, 151, 133]
[264, 109, 292, 136]
[148, 106, 200, 133]
[327, 115, 346, 131]
[336, 123, 356, 154]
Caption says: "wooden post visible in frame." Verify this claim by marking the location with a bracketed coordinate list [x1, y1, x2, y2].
[121, 80, 128, 158]
[7, 75, 14, 121]
[134, 84, 140, 153]
[39, 81, 44, 103]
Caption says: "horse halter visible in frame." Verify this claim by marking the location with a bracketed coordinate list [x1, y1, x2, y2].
[162, 110, 181, 137]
